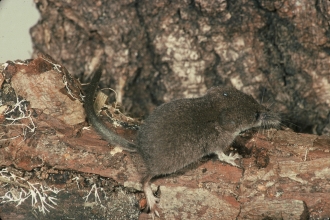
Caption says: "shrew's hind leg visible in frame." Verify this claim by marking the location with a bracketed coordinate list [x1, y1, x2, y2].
[142, 174, 160, 218]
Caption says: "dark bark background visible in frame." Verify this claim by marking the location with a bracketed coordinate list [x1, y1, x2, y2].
[1, 0, 330, 219]
[30, 0, 330, 135]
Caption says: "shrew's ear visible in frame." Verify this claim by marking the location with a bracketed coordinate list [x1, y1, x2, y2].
[218, 111, 238, 131]
[218, 109, 237, 126]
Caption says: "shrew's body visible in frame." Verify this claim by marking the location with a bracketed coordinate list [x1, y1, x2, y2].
[84, 66, 280, 217]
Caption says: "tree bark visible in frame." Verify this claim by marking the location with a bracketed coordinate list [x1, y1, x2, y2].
[2, 0, 330, 219]
[29, 0, 330, 135]
[0, 56, 329, 219]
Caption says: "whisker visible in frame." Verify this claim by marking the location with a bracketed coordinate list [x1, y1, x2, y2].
[279, 114, 303, 132]
[260, 88, 266, 105]
[266, 101, 275, 109]
[280, 119, 300, 128]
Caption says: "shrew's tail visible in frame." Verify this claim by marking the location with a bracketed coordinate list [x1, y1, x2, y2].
[84, 65, 136, 152]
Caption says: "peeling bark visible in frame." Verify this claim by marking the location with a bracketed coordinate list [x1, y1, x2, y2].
[0, 57, 329, 219]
